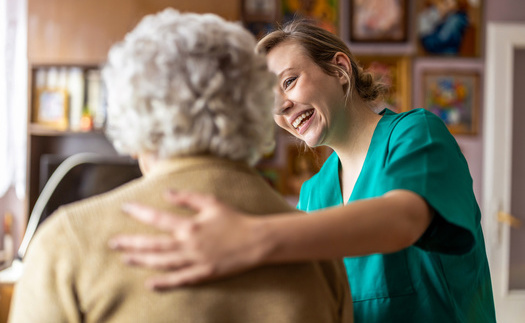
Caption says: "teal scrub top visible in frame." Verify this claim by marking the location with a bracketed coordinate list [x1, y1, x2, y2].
[297, 109, 496, 323]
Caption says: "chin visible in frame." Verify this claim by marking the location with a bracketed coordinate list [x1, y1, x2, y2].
[300, 122, 327, 148]
[302, 134, 323, 148]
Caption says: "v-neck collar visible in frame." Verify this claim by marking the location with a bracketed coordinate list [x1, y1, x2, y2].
[334, 108, 392, 204]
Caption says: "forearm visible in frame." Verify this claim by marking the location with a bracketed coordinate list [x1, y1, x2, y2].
[111, 190, 434, 288]
[259, 190, 433, 263]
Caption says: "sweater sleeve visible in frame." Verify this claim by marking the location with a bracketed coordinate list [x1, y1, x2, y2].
[9, 209, 82, 323]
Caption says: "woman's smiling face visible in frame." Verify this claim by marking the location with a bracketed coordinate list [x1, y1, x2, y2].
[266, 40, 349, 148]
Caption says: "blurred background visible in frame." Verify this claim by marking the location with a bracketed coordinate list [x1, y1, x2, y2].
[1, 1, 525, 321]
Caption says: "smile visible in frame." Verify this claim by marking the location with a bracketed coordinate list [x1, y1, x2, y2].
[292, 110, 314, 129]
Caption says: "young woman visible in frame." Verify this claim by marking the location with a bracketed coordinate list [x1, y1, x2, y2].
[110, 20, 496, 323]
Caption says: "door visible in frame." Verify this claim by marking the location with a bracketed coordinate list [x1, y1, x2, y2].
[483, 23, 525, 323]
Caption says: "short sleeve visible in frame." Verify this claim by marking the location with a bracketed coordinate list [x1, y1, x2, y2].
[382, 111, 479, 254]
[9, 210, 82, 323]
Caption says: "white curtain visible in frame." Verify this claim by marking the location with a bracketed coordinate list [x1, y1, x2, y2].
[0, 0, 27, 199]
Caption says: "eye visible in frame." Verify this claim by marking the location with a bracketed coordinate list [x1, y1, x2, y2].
[283, 77, 297, 90]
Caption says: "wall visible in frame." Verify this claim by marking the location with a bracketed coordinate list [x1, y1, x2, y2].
[509, 48, 525, 289]
[27, 0, 240, 63]
[478, 0, 525, 202]
[486, 0, 525, 22]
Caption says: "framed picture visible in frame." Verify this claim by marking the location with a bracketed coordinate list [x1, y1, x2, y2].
[350, 0, 408, 42]
[421, 70, 480, 134]
[242, 0, 278, 39]
[356, 55, 411, 113]
[282, 0, 339, 35]
[34, 89, 69, 130]
[416, 0, 482, 57]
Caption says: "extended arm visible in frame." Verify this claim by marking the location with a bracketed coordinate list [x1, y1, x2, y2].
[263, 189, 433, 262]
[110, 189, 433, 289]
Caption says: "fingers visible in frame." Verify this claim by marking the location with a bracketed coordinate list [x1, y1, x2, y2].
[121, 202, 188, 231]
[113, 190, 239, 290]
[109, 235, 179, 252]
[163, 190, 221, 211]
[122, 252, 192, 271]
[121, 191, 221, 230]
[146, 265, 216, 290]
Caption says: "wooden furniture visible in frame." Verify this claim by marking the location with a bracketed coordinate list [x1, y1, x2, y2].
[25, 0, 241, 226]
[0, 282, 14, 323]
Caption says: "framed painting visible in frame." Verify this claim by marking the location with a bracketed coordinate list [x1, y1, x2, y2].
[416, 0, 482, 57]
[34, 89, 69, 130]
[421, 70, 480, 134]
[355, 55, 411, 113]
[350, 0, 408, 42]
[281, 0, 339, 34]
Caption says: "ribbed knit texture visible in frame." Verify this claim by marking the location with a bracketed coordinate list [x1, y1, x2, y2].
[9, 156, 353, 323]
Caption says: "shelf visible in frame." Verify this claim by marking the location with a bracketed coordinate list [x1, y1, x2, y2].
[29, 123, 105, 137]
[21, 0, 243, 243]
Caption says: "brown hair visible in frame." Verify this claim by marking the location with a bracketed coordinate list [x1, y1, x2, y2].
[256, 19, 387, 102]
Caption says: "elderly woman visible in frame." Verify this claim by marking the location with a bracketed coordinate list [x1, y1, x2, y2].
[9, 9, 352, 323]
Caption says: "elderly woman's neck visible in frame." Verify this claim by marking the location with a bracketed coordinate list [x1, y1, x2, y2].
[137, 152, 159, 176]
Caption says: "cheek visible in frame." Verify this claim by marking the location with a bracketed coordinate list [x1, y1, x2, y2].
[274, 115, 287, 130]
[274, 115, 297, 136]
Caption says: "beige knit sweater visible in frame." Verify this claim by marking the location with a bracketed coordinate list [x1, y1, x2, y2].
[9, 156, 353, 323]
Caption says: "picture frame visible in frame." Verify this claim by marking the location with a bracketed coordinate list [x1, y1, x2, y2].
[241, 0, 278, 39]
[356, 55, 411, 113]
[34, 89, 69, 130]
[420, 70, 480, 135]
[281, 0, 339, 35]
[415, 0, 482, 57]
[350, 0, 408, 43]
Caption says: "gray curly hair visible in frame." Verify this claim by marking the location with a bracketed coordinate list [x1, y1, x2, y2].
[102, 9, 276, 165]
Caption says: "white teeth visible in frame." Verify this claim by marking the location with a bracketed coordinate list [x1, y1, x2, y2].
[292, 110, 313, 129]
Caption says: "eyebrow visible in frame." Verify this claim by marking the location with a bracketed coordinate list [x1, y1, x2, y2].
[277, 67, 294, 78]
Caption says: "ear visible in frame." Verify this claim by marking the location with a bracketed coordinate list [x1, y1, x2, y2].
[332, 52, 351, 85]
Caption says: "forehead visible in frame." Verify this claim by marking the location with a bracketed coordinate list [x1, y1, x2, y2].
[266, 40, 312, 74]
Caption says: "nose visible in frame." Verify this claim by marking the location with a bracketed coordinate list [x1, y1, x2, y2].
[273, 90, 293, 115]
